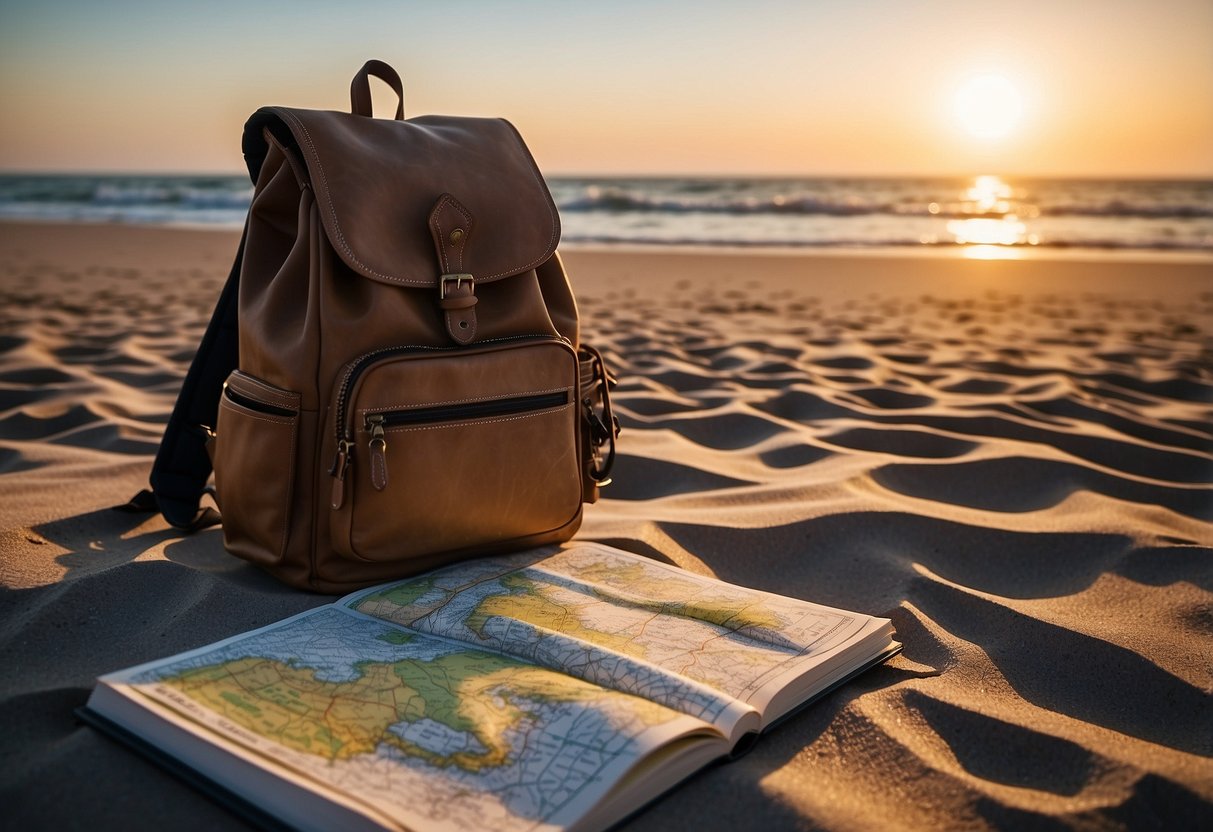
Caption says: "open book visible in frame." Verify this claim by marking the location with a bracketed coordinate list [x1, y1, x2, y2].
[82, 543, 899, 832]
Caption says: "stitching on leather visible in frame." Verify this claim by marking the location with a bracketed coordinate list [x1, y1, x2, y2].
[447, 197, 473, 271]
[231, 379, 296, 410]
[335, 335, 573, 422]
[276, 108, 426, 286]
[433, 198, 450, 273]
[363, 386, 572, 416]
[218, 397, 296, 558]
[382, 403, 571, 433]
[278, 415, 297, 557]
[479, 118, 558, 281]
[231, 371, 300, 409]
[262, 127, 308, 190]
[274, 108, 557, 286]
[441, 194, 477, 345]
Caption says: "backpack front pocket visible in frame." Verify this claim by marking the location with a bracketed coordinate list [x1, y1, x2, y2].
[330, 338, 582, 562]
[213, 370, 300, 564]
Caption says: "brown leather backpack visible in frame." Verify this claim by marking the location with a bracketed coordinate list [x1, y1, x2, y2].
[129, 60, 618, 592]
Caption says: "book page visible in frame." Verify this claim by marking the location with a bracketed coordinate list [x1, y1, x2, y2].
[345, 542, 880, 733]
[99, 604, 718, 832]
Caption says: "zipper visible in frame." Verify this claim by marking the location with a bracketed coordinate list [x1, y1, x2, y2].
[374, 391, 568, 428]
[361, 391, 568, 494]
[328, 334, 571, 506]
[223, 385, 296, 418]
[332, 334, 568, 448]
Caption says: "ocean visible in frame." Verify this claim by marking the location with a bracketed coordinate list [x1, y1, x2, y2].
[1, 173, 1210, 256]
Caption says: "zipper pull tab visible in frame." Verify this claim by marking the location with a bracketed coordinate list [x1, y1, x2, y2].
[367, 414, 388, 491]
[330, 440, 351, 510]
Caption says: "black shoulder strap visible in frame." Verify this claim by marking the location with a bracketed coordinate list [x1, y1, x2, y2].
[118, 228, 246, 530]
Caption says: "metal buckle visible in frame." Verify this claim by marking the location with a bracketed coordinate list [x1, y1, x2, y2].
[440, 273, 474, 299]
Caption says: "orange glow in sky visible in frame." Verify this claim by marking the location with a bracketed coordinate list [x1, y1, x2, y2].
[0, 0, 1210, 176]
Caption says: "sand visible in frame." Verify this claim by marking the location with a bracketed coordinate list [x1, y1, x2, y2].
[1, 221, 1210, 830]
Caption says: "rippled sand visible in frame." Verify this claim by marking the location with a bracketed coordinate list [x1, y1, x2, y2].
[1, 224, 1210, 829]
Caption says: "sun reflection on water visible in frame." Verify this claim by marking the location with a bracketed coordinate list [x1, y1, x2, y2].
[947, 216, 1028, 245]
[966, 174, 1013, 213]
[944, 175, 1040, 257]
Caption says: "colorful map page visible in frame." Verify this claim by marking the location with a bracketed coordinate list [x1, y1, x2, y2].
[351, 544, 861, 708]
[120, 606, 698, 832]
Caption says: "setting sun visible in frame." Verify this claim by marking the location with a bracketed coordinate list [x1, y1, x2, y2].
[954, 74, 1024, 139]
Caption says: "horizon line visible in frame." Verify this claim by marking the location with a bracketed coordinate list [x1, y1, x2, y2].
[2, 168, 1211, 183]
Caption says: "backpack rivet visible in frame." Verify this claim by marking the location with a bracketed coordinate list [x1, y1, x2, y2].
[449, 228, 464, 244]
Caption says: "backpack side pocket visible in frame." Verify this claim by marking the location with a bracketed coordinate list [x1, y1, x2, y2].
[213, 370, 300, 565]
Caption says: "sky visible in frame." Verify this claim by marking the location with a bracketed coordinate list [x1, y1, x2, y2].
[1, 0, 1211, 177]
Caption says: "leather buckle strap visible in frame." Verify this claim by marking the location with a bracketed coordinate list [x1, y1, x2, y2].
[437, 273, 477, 345]
[440, 274, 475, 300]
[429, 193, 478, 344]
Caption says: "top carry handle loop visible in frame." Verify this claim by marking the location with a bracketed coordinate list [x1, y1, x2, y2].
[350, 59, 405, 120]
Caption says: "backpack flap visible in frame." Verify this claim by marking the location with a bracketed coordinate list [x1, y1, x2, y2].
[242, 106, 561, 341]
